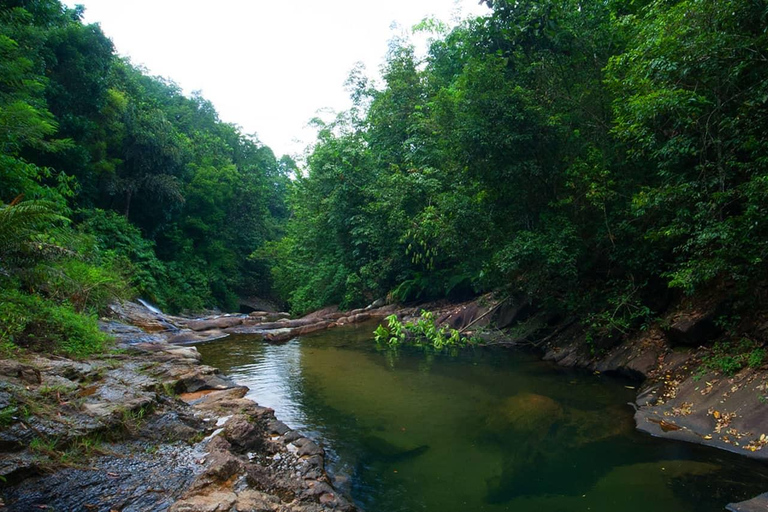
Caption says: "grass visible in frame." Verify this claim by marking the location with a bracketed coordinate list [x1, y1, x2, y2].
[0, 405, 19, 427]
[29, 433, 111, 468]
[703, 338, 766, 376]
[0, 288, 112, 358]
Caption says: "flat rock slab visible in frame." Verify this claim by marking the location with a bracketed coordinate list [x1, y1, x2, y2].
[185, 316, 244, 332]
[634, 365, 768, 460]
[728, 493, 768, 512]
[2, 443, 203, 512]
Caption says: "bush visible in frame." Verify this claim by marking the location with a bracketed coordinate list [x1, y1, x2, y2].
[76, 209, 166, 305]
[703, 338, 766, 376]
[374, 311, 476, 350]
[43, 257, 131, 314]
[0, 288, 110, 357]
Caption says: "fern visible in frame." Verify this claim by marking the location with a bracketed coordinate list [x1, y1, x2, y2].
[0, 199, 70, 275]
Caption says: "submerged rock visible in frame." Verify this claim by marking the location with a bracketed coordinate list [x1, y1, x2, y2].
[359, 435, 429, 463]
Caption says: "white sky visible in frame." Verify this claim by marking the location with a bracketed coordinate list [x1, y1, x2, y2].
[63, 0, 490, 158]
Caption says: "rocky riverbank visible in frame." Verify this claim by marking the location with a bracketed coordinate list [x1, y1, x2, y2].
[0, 303, 358, 511]
[3, 294, 767, 511]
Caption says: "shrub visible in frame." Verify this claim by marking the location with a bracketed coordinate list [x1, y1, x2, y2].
[0, 288, 110, 357]
[374, 311, 476, 350]
[703, 338, 766, 376]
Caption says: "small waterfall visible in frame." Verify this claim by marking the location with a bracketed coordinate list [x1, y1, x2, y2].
[137, 298, 164, 315]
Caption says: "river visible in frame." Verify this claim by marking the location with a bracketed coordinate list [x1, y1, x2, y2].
[195, 322, 768, 512]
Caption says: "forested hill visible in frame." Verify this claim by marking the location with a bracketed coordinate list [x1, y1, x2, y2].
[2, 0, 768, 357]
[1, 0, 291, 339]
[271, 0, 768, 331]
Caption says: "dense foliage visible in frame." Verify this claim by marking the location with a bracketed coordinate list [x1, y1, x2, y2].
[273, 0, 768, 339]
[1, 0, 288, 353]
[2, 0, 768, 355]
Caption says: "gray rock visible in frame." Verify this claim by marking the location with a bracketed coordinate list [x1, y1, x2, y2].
[727, 492, 768, 512]
[268, 420, 290, 435]
[297, 440, 323, 457]
[665, 311, 721, 346]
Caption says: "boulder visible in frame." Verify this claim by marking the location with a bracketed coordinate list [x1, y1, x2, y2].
[223, 414, 266, 453]
[665, 311, 721, 346]
[108, 301, 177, 333]
[492, 299, 533, 329]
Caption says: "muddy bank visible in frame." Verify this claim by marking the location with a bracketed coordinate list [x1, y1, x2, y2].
[0, 309, 357, 511]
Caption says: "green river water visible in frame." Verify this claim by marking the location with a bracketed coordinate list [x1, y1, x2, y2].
[195, 323, 768, 512]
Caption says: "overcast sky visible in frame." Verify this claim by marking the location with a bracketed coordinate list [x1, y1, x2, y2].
[62, 0, 490, 158]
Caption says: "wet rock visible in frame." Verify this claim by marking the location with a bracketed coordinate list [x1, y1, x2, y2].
[2, 443, 202, 512]
[727, 492, 768, 512]
[130, 342, 203, 363]
[593, 341, 660, 380]
[101, 320, 167, 345]
[301, 306, 341, 321]
[140, 406, 205, 442]
[438, 302, 491, 330]
[297, 440, 323, 457]
[165, 330, 230, 345]
[169, 368, 236, 393]
[109, 301, 178, 333]
[187, 437, 244, 490]
[0, 302, 358, 512]
[366, 298, 387, 310]
[282, 431, 302, 444]
[336, 313, 370, 325]
[0, 390, 12, 409]
[269, 420, 290, 436]
[634, 366, 768, 461]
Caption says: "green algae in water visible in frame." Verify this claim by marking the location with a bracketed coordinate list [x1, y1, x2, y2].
[196, 325, 768, 512]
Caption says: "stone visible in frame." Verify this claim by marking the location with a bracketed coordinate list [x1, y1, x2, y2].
[282, 431, 302, 444]
[297, 440, 323, 457]
[165, 330, 230, 345]
[236, 489, 280, 511]
[665, 311, 721, 346]
[0, 360, 41, 384]
[223, 415, 265, 453]
[727, 492, 768, 512]
[492, 299, 533, 329]
[186, 316, 245, 332]
[170, 490, 237, 512]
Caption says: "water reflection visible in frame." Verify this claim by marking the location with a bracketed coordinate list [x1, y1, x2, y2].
[196, 326, 768, 512]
